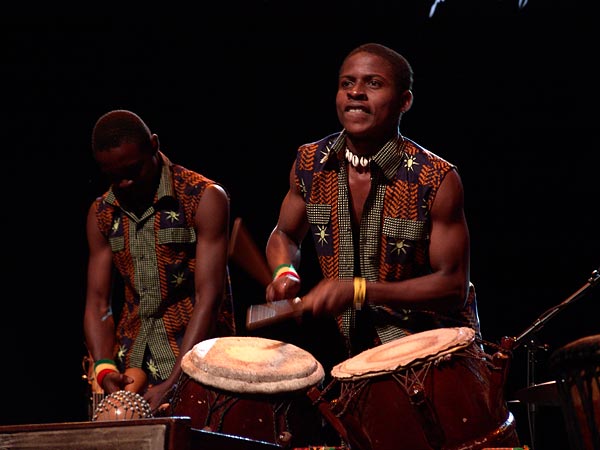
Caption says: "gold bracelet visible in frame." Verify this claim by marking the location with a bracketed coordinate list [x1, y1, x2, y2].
[353, 277, 366, 310]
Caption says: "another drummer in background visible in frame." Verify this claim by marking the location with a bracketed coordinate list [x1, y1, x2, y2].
[265, 42, 481, 359]
[84, 109, 236, 412]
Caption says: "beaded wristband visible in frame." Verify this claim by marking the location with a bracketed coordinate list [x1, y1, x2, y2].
[96, 368, 118, 388]
[94, 362, 118, 374]
[273, 263, 300, 282]
[93, 358, 117, 370]
[93, 358, 118, 387]
[353, 277, 367, 311]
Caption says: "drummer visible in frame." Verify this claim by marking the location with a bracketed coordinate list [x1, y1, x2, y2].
[83, 110, 236, 413]
[265, 42, 481, 360]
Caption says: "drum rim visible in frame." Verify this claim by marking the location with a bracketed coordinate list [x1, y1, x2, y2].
[181, 336, 325, 394]
[332, 327, 476, 380]
[549, 334, 600, 372]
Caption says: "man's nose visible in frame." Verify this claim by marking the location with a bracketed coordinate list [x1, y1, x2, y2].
[348, 86, 366, 99]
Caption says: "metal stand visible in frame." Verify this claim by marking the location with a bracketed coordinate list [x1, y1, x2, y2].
[522, 334, 550, 448]
[503, 268, 600, 449]
[512, 268, 600, 347]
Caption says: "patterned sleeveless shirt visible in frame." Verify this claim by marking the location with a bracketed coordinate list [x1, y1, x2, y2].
[93, 152, 235, 380]
[295, 131, 480, 357]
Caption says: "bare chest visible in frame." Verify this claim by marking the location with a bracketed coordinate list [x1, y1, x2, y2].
[348, 169, 372, 224]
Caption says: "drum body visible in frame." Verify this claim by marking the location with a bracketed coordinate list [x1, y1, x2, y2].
[170, 336, 325, 448]
[549, 334, 600, 450]
[328, 327, 520, 450]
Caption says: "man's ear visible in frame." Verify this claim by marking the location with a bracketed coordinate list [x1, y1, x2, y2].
[150, 133, 160, 153]
[400, 89, 413, 113]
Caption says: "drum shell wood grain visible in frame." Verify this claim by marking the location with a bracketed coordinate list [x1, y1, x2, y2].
[549, 334, 600, 450]
[170, 373, 324, 448]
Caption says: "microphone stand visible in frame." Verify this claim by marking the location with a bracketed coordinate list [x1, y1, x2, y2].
[501, 268, 600, 449]
[512, 268, 600, 348]
[521, 334, 549, 449]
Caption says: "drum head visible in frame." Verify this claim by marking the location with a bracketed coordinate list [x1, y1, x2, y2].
[332, 327, 476, 380]
[181, 336, 324, 394]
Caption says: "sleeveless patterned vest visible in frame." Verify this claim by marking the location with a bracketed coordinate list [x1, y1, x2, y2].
[94, 161, 235, 379]
[295, 132, 480, 355]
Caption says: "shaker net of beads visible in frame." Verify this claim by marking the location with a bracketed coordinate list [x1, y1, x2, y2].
[92, 390, 153, 421]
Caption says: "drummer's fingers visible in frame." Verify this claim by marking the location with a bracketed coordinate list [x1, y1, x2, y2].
[265, 279, 284, 301]
[265, 283, 275, 301]
[266, 277, 293, 301]
[279, 277, 301, 299]
[299, 294, 312, 312]
[306, 290, 334, 317]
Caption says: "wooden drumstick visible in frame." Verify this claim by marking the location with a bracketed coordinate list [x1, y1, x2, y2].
[228, 217, 272, 288]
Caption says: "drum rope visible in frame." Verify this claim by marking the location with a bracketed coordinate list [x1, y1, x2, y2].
[205, 389, 293, 444]
[474, 338, 511, 373]
[314, 334, 519, 449]
[478, 337, 508, 353]
[329, 342, 498, 417]
[392, 363, 432, 395]
[310, 378, 360, 418]
[336, 379, 371, 417]
[315, 377, 339, 401]
[205, 391, 241, 430]
[274, 401, 294, 445]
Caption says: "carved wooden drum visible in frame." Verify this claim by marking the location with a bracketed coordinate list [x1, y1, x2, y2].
[328, 327, 520, 450]
[549, 334, 600, 450]
[170, 336, 325, 448]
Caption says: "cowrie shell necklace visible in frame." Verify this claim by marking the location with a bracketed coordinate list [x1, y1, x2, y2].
[345, 148, 371, 168]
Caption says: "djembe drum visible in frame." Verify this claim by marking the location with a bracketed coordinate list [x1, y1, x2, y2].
[549, 334, 600, 450]
[326, 327, 520, 450]
[170, 336, 326, 448]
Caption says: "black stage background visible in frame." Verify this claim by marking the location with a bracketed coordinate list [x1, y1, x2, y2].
[1, 2, 598, 449]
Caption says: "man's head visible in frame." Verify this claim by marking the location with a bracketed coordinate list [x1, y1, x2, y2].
[92, 109, 154, 154]
[343, 43, 413, 93]
[91, 110, 160, 202]
[337, 43, 414, 143]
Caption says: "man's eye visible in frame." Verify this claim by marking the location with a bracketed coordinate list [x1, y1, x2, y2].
[124, 163, 144, 178]
[106, 163, 143, 182]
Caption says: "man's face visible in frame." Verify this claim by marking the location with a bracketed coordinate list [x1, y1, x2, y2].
[336, 52, 404, 140]
[94, 141, 157, 201]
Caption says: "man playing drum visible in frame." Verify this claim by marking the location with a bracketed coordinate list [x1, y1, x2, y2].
[83, 110, 235, 414]
[265, 42, 480, 358]
[264, 43, 520, 450]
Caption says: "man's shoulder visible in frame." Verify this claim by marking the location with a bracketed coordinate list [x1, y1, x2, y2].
[172, 163, 214, 184]
[300, 131, 342, 150]
[170, 164, 231, 200]
[403, 137, 455, 168]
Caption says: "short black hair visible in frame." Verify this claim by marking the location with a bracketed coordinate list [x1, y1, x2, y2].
[91, 109, 153, 153]
[343, 43, 413, 92]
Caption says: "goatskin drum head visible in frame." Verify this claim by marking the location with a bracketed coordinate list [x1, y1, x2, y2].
[181, 336, 325, 394]
[332, 327, 475, 380]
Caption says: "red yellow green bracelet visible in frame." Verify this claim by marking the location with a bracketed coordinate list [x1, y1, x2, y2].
[273, 263, 300, 282]
[93, 358, 118, 387]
